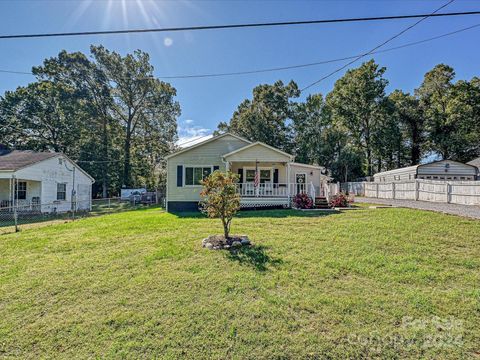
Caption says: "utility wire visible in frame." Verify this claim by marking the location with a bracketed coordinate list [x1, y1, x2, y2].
[0, 10, 479, 40]
[1, 22, 479, 80]
[301, 0, 455, 92]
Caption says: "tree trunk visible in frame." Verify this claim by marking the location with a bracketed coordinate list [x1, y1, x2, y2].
[222, 218, 229, 239]
[101, 117, 108, 198]
[123, 118, 132, 187]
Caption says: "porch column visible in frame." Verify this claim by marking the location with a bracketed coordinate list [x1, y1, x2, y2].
[225, 161, 230, 172]
[287, 162, 291, 198]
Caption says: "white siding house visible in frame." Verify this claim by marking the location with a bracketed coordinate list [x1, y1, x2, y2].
[373, 160, 478, 182]
[166, 133, 331, 211]
[0, 150, 94, 213]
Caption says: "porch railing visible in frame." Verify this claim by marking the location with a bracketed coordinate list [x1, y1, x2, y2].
[236, 183, 312, 198]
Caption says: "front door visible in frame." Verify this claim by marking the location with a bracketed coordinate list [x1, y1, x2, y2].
[295, 173, 306, 194]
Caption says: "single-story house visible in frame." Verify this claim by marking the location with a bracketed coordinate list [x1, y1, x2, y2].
[373, 160, 478, 182]
[0, 149, 95, 213]
[166, 132, 330, 211]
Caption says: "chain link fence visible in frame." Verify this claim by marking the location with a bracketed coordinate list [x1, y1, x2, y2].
[0, 189, 166, 235]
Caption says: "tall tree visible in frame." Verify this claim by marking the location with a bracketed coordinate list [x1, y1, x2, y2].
[388, 90, 425, 165]
[33, 50, 116, 197]
[217, 80, 299, 152]
[91, 46, 180, 187]
[416, 64, 480, 161]
[326, 60, 389, 176]
[0, 81, 82, 153]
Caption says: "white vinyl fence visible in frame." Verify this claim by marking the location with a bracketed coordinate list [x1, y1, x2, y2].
[341, 182, 365, 196]
[364, 180, 480, 206]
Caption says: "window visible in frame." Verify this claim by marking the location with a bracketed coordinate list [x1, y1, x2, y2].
[57, 183, 67, 200]
[184, 166, 212, 186]
[244, 168, 272, 183]
[260, 169, 272, 183]
[245, 169, 255, 182]
[15, 181, 27, 200]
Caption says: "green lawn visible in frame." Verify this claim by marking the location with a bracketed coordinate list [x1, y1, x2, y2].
[0, 206, 479, 359]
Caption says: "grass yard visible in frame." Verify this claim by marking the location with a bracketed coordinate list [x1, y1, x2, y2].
[0, 206, 479, 359]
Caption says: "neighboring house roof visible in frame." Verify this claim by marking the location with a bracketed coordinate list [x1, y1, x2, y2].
[374, 160, 477, 177]
[222, 141, 294, 161]
[467, 157, 480, 169]
[0, 150, 58, 171]
[0, 150, 95, 182]
[165, 132, 251, 160]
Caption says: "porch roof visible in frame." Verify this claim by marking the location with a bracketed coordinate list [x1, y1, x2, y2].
[223, 142, 293, 162]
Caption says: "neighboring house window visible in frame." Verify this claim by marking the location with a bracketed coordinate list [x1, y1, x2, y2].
[184, 167, 212, 186]
[57, 183, 67, 200]
[15, 181, 27, 200]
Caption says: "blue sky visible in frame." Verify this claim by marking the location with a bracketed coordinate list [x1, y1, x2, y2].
[1, 0, 479, 145]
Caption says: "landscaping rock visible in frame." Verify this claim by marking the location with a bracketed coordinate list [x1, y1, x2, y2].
[202, 235, 252, 250]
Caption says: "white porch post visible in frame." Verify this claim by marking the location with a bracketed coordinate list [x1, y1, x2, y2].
[225, 161, 230, 172]
[287, 162, 291, 199]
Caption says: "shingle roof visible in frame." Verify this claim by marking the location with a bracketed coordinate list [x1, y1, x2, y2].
[0, 150, 58, 171]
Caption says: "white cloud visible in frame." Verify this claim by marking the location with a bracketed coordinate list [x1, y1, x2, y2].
[177, 119, 212, 148]
[164, 37, 173, 47]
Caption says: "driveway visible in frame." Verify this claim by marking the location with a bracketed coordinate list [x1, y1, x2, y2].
[356, 197, 480, 220]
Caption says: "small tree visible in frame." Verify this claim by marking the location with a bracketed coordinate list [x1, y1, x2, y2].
[200, 171, 240, 239]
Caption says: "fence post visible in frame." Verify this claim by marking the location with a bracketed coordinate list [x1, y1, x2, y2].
[392, 182, 396, 199]
[415, 179, 419, 201]
[13, 175, 19, 232]
[446, 182, 451, 203]
[376, 183, 379, 198]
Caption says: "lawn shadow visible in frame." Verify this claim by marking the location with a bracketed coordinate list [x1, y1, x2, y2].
[225, 244, 283, 272]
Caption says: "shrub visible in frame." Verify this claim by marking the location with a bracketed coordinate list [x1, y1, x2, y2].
[329, 192, 352, 208]
[293, 193, 313, 209]
[200, 171, 240, 239]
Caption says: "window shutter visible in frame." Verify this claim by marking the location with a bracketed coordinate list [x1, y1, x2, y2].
[238, 168, 243, 183]
[273, 169, 279, 184]
[213, 165, 219, 171]
[177, 165, 183, 187]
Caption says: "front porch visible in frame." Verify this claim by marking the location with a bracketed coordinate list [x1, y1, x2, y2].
[0, 178, 42, 212]
[236, 181, 314, 208]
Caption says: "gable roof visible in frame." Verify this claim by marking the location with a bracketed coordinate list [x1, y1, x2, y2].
[222, 141, 294, 160]
[0, 150, 95, 182]
[165, 132, 251, 159]
[0, 150, 58, 171]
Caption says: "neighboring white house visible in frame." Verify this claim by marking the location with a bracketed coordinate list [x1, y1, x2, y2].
[373, 160, 478, 182]
[165, 132, 331, 211]
[0, 150, 95, 213]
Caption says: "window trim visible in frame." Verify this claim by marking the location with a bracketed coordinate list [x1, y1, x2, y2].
[15, 181, 27, 200]
[183, 165, 214, 187]
[56, 182, 67, 201]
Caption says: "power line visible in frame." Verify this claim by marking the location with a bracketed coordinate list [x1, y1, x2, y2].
[177, 134, 213, 147]
[1, 22, 479, 81]
[301, 0, 455, 92]
[1, 10, 479, 40]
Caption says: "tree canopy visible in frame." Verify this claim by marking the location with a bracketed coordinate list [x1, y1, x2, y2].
[1, 46, 181, 196]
